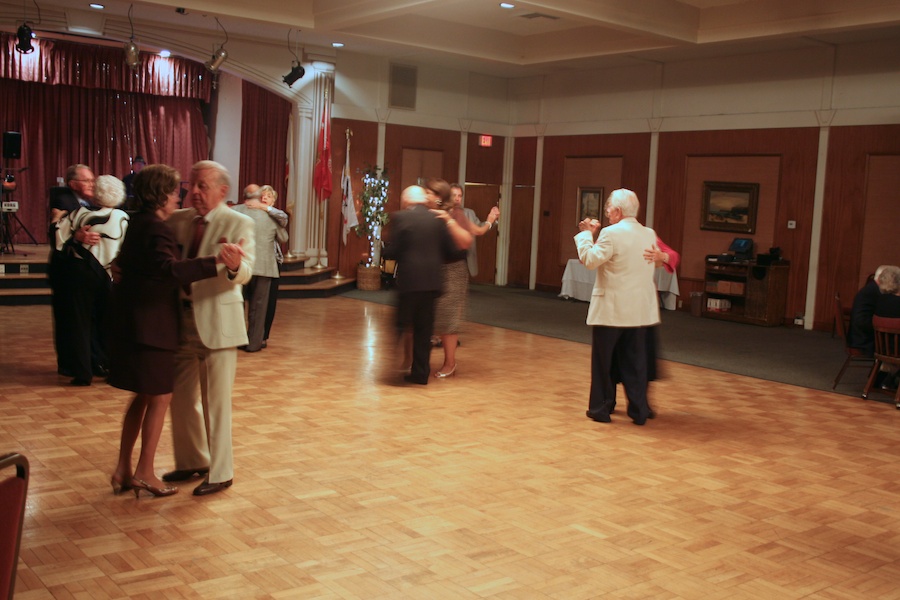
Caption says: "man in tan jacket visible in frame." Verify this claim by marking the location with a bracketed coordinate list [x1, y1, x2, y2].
[163, 160, 255, 495]
[574, 188, 659, 426]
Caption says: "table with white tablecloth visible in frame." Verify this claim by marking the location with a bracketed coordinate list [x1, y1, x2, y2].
[559, 258, 680, 310]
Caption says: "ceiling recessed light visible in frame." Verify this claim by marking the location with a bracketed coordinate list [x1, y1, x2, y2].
[159, 50, 171, 58]
[500, 2, 515, 8]
[89, 3, 104, 9]
[332, 42, 344, 48]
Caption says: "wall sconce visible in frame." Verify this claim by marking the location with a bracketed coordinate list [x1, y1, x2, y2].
[123, 4, 140, 69]
[282, 29, 305, 87]
[204, 17, 228, 73]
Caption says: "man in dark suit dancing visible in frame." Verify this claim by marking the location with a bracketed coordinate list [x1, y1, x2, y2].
[382, 185, 471, 384]
[48, 164, 99, 381]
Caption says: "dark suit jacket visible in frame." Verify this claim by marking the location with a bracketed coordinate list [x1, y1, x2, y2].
[49, 186, 83, 213]
[109, 211, 217, 351]
[382, 204, 466, 293]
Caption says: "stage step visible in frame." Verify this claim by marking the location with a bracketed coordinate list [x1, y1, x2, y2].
[0, 246, 359, 304]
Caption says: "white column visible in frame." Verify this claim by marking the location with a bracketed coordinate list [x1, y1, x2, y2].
[287, 102, 312, 260]
[496, 135, 514, 286]
[529, 125, 547, 290]
[307, 65, 334, 267]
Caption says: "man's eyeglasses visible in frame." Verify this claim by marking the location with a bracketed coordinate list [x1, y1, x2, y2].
[73, 178, 95, 184]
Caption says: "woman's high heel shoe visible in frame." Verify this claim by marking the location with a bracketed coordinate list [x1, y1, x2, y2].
[434, 364, 457, 378]
[111, 476, 132, 495]
[131, 478, 178, 498]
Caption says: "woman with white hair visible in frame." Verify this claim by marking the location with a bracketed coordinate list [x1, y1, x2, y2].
[55, 175, 130, 386]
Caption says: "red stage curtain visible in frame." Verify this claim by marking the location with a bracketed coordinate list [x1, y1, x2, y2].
[239, 80, 291, 212]
[1, 34, 211, 100]
[1, 37, 210, 245]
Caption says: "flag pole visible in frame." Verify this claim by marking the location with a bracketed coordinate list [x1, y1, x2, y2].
[332, 127, 353, 280]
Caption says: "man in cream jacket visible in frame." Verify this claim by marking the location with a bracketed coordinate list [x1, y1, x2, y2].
[574, 188, 659, 426]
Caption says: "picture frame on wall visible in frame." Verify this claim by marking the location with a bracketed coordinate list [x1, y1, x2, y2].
[577, 186, 604, 225]
[700, 181, 759, 233]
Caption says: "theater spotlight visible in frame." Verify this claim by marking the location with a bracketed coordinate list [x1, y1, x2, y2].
[124, 39, 140, 68]
[205, 46, 228, 72]
[204, 17, 228, 73]
[124, 4, 140, 69]
[15, 23, 34, 54]
[283, 63, 305, 87]
[282, 29, 305, 87]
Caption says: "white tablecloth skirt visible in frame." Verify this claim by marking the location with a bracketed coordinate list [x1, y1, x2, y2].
[560, 258, 680, 310]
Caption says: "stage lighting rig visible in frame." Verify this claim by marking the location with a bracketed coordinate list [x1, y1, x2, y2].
[282, 29, 305, 88]
[204, 17, 229, 73]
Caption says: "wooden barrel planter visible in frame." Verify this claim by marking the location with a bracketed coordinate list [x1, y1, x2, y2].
[356, 264, 381, 290]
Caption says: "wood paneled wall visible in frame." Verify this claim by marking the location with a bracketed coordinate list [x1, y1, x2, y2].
[817, 124, 900, 330]
[508, 137, 537, 288]
[327, 121, 897, 329]
[383, 124, 461, 210]
[655, 128, 820, 322]
[536, 133, 651, 290]
[466, 134, 504, 185]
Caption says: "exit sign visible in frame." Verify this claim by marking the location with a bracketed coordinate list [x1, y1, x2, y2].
[478, 135, 493, 147]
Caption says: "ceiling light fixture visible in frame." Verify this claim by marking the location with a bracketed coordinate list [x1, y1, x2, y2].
[500, 2, 516, 8]
[332, 42, 344, 48]
[89, 3, 105, 9]
[15, 0, 41, 54]
[204, 17, 229, 73]
[282, 29, 305, 88]
[123, 4, 140, 69]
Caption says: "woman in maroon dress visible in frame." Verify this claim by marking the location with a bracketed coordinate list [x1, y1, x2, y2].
[108, 164, 241, 497]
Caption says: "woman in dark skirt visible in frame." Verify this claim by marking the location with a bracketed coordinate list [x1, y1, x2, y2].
[108, 164, 240, 497]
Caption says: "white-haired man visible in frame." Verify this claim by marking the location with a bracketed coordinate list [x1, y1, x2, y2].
[163, 160, 255, 495]
[574, 188, 659, 425]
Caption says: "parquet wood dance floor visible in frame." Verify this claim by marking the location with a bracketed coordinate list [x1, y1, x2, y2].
[2, 297, 900, 599]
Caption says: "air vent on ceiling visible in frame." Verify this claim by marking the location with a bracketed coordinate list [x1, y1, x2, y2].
[389, 64, 417, 110]
[520, 12, 560, 20]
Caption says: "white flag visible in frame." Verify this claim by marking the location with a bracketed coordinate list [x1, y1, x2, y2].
[341, 145, 358, 245]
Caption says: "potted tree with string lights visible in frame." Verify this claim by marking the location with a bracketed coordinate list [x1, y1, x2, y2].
[354, 165, 389, 290]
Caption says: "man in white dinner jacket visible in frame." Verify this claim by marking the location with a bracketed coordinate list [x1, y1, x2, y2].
[574, 188, 659, 426]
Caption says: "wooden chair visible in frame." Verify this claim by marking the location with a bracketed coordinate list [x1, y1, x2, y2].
[0, 453, 29, 600]
[833, 292, 873, 389]
[832, 291, 852, 338]
[862, 316, 900, 408]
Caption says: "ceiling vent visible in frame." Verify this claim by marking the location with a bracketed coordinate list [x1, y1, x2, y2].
[389, 64, 417, 110]
[520, 12, 560, 20]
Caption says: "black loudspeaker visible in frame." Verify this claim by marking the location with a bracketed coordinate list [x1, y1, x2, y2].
[3, 132, 22, 159]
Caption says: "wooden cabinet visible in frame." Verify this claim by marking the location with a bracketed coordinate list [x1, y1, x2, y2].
[703, 258, 790, 326]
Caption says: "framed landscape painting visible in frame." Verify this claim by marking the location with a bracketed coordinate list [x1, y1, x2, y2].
[701, 181, 759, 233]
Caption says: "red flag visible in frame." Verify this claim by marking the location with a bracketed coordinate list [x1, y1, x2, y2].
[312, 101, 332, 202]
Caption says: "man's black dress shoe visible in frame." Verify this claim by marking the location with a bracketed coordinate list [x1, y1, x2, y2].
[93, 364, 109, 377]
[403, 374, 428, 385]
[261, 340, 267, 349]
[71, 378, 91, 386]
[58, 368, 75, 377]
[162, 467, 209, 482]
[193, 478, 233, 496]
[586, 410, 611, 423]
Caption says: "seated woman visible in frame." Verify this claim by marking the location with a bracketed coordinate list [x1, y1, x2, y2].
[873, 265, 900, 390]
[108, 164, 243, 498]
